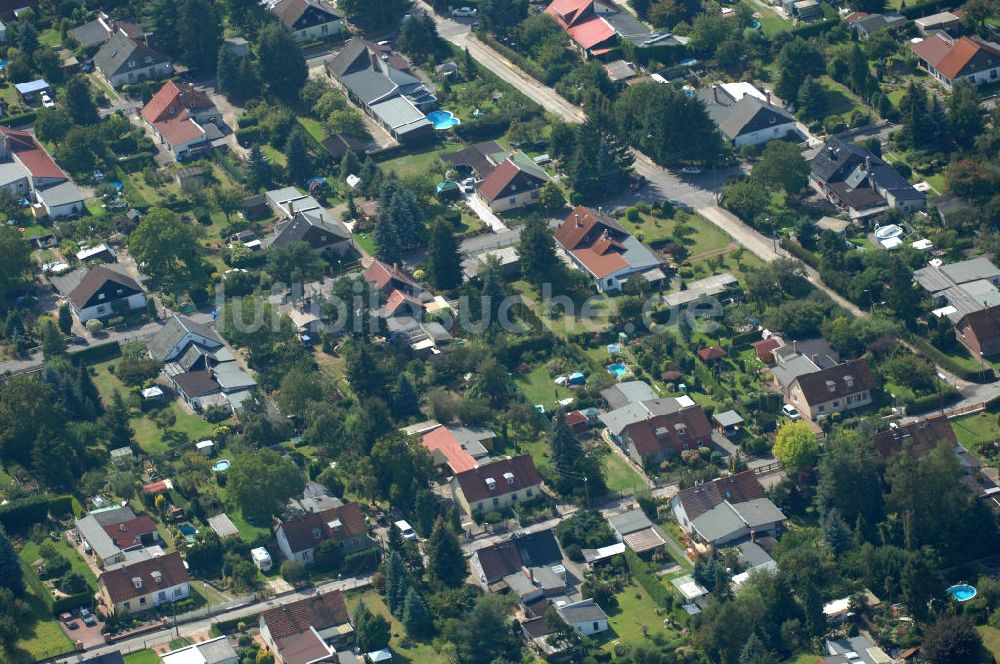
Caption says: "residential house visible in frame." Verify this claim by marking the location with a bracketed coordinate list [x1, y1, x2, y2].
[451, 455, 543, 517]
[544, 0, 668, 59]
[103, 516, 160, 551]
[462, 245, 521, 280]
[671, 471, 786, 547]
[911, 33, 1000, 87]
[268, 0, 342, 42]
[327, 38, 434, 143]
[955, 304, 1000, 357]
[809, 138, 925, 218]
[0, 125, 84, 218]
[697, 82, 798, 147]
[75, 506, 138, 568]
[363, 259, 422, 296]
[384, 315, 453, 356]
[819, 635, 892, 664]
[614, 405, 714, 466]
[873, 416, 957, 458]
[607, 509, 666, 553]
[477, 152, 551, 213]
[320, 133, 366, 161]
[161, 636, 238, 664]
[915, 11, 963, 35]
[914, 256, 1000, 327]
[260, 590, 355, 664]
[420, 424, 495, 475]
[731, 540, 777, 587]
[141, 81, 221, 160]
[554, 206, 663, 292]
[846, 12, 907, 38]
[264, 186, 354, 255]
[14, 79, 50, 102]
[777, 357, 875, 421]
[148, 314, 257, 414]
[98, 551, 190, 615]
[273, 502, 374, 565]
[600, 380, 658, 409]
[94, 29, 172, 89]
[441, 140, 507, 182]
[787, 0, 821, 19]
[697, 346, 727, 364]
[556, 599, 609, 636]
[470, 529, 563, 590]
[69, 13, 141, 49]
[284, 481, 344, 519]
[50, 264, 146, 322]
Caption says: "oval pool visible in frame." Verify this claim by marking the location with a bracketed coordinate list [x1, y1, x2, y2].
[607, 363, 629, 379]
[946, 584, 977, 602]
[212, 459, 231, 472]
[427, 110, 461, 130]
[874, 224, 903, 241]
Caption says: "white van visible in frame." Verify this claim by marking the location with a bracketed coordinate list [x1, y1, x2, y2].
[394, 520, 417, 541]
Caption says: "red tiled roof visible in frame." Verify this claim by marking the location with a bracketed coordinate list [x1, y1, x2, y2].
[0, 126, 66, 180]
[141, 80, 215, 124]
[421, 426, 478, 473]
[625, 406, 713, 458]
[275, 503, 367, 555]
[141, 479, 172, 495]
[261, 590, 351, 641]
[751, 338, 781, 353]
[103, 516, 158, 549]
[843, 10, 869, 22]
[363, 259, 419, 292]
[571, 247, 630, 278]
[674, 470, 765, 520]
[957, 303, 1000, 345]
[660, 370, 683, 381]
[477, 159, 520, 202]
[911, 34, 1000, 79]
[564, 410, 587, 426]
[697, 346, 727, 361]
[545, 0, 616, 50]
[385, 288, 423, 316]
[99, 551, 189, 604]
[454, 455, 542, 503]
[554, 206, 635, 278]
[873, 416, 958, 457]
[154, 118, 205, 147]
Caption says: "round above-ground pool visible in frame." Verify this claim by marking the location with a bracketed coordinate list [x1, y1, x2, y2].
[947, 584, 977, 602]
[427, 110, 461, 130]
[874, 224, 903, 241]
[607, 363, 629, 379]
[212, 459, 231, 472]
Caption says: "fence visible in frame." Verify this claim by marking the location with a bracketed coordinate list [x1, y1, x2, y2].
[943, 402, 987, 419]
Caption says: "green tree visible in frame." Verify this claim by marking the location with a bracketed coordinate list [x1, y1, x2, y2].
[773, 421, 818, 475]
[146, 0, 180, 56]
[428, 220, 462, 290]
[391, 373, 420, 420]
[212, 185, 245, 224]
[458, 594, 519, 663]
[518, 214, 558, 286]
[257, 24, 307, 100]
[64, 76, 99, 125]
[796, 77, 827, 120]
[615, 83, 720, 167]
[179, 0, 222, 73]
[402, 587, 434, 637]
[539, 181, 566, 213]
[227, 448, 305, 523]
[0, 526, 23, 593]
[775, 38, 825, 102]
[385, 550, 409, 614]
[398, 14, 445, 64]
[752, 141, 810, 193]
[280, 559, 306, 585]
[57, 303, 73, 335]
[479, 0, 528, 34]
[41, 319, 66, 359]
[313, 540, 344, 573]
[284, 128, 312, 186]
[948, 80, 983, 150]
[427, 517, 466, 587]
[267, 241, 326, 284]
[0, 226, 31, 299]
[54, 127, 97, 174]
[34, 109, 73, 141]
[354, 602, 391, 651]
[0, 587, 29, 647]
[921, 615, 985, 664]
[248, 144, 272, 191]
[373, 218, 402, 265]
[128, 208, 202, 290]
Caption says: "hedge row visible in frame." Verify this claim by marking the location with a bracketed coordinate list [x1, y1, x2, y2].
[70, 341, 122, 366]
[781, 238, 821, 270]
[902, 388, 961, 415]
[789, 18, 837, 38]
[0, 111, 37, 128]
[0, 495, 50, 531]
[908, 337, 996, 383]
[212, 612, 260, 636]
[235, 127, 263, 146]
[625, 548, 672, 607]
[731, 329, 762, 349]
[901, 0, 952, 18]
[343, 547, 379, 575]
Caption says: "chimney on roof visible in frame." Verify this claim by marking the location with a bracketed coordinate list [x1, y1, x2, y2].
[713, 85, 718, 103]
[792, 340, 798, 354]
[812, 354, 820, 365]
[765, 90, 771, 104]
[575, 212, 582, 227]
[865, 155, 872, 173]
[287, 200, 294, 215]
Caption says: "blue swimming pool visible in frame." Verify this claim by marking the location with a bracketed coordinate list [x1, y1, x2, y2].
[178, 524, 198, 542]
[212, 459, 230, 472]
[947, 584, 977, 602]
[607, 363, 629, 379]
[427, 110, 461, 130]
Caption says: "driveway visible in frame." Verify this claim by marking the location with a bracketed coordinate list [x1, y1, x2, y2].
[464, 193, 508, 232]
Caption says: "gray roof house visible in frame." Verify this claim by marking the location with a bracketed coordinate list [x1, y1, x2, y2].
[849, 12, 907, 38]
[269, 0, 342, 42]
[809, 138, 925, 218]
[600, 380, 658, 410]
[820, 636, 892, 664]
[555, 599, 609, 637]
[608, 509, 666, 553]
[697, 82, 797, 148]
[266, 210, 353, 254]
[94, 30, 172, 89]
[75, 506, 137, 567]
[327, 39, 434, 143]
[914, 257, 1000, 323]
[148, 314, 223, 362]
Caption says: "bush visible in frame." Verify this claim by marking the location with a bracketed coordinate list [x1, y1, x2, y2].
[824, 115, 847, 134]
[0, 495, 50, 531]
[106, 316, 125, 328]
[235, 127, 263, 146]
[48, 495, 73, 518]
[892, 161, 912, 179]
[343, 548, 380, 574]
[86, 319, 104, 333]
[280, 559, 306, 585]
[237, 116, 259, 129]
[625, 549, 672, 607]
[625, 207, 640, 222]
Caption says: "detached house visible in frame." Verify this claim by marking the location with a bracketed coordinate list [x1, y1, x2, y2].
[911, 33, 1000, 88]
[273, 502, 374, 565]
[955, 304, 1000, 357]
[0, 125, 85, 218]
[268, 0, 342, 42]
[141, 81, 221, 160]
[51, 264, 146, 323]
[264, 186, 354, 255]
[260, 590, 355, 664]
[809, 138, 925, 219]
[777, 357, 875, 421]
[470, 529, 563, 590]
[671, 471, 785, 547]
[615, 406, 714, 466]
[554, 206, 663, 292]
[544, 0, 666, 59]
[477, 152, 550, 213]
[697, 82, 797, 148]
[451, 455, 543, 517]
[94, 29, 172, 89]
[98, 551, 190, 615]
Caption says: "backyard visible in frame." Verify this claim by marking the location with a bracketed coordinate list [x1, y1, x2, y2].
[345, 590, 445, 663]
[599, 582, 684, 656]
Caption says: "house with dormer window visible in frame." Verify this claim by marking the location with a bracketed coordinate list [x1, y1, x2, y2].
[777, 357, 875, 421]
[98, 551, 190, 615]
[267, 0, 342, 42]
[451, 455, 543, 517]
[94, 29, 172, 89]
[273, 502, 374, 565]
[476, 152, 550, 213]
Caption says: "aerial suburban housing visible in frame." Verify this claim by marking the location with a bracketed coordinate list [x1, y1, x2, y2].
[141, 81, 222, 160]
[451, 455, 543, 517]
[98, 551, 191, 615]
[93, 29, 172, 89]
[697, 82, 798, 147]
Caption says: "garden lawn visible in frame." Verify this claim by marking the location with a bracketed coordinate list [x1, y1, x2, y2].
[354, 232, 377, 256]
[39, 28, 62, 47]
[8, 586, 74, 663]
[979, 626, 1000, 660]
[345, 590, 446, 663]
[297, 116, 326, 143]
[516, 364, 574, 412]
[620, 212, 732, 257]
[784, 654, 823, 664]
[756, 7, 791, 35]
[819, 76, 865, 118]
[602, 582, 678, 652]
[19, 539, 98, 587]
[89, 360, 215, 456]
[378, 146, 450, 180]
[952, 412, 1000, 450]
[262, 145, 287, 168]
[124, 651, 161, 664]
[602, 451, 645, 496]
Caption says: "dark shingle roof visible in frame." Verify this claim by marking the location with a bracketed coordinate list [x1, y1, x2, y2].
[275, 503, 367, 554]
[792, 358, 875, 404]
[674, 470, 765, 520]
[94, 30, 170, 78]
[697, 86, 794, 140]
[269, 210, 351, 250]
[474, 529, 562, 584]
[148, 314, 222, 361]
[261, 590, 351, 640]
[873, 416, 957, 457]
[454, 455, 542, 503]
[66, 265, 144, 310]
[99, 551, 189, 604]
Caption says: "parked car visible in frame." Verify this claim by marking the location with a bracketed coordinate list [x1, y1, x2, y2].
[680, 166, 702, 175]
[394, 519, 417, 541]
[67, 620, 80, 630]
[667, 199, 691, 209]
[59, 612, 73, 624]
[452, 7, 477, 16]
[781, 404, 801, 421]
[41, 94, 55, 108]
